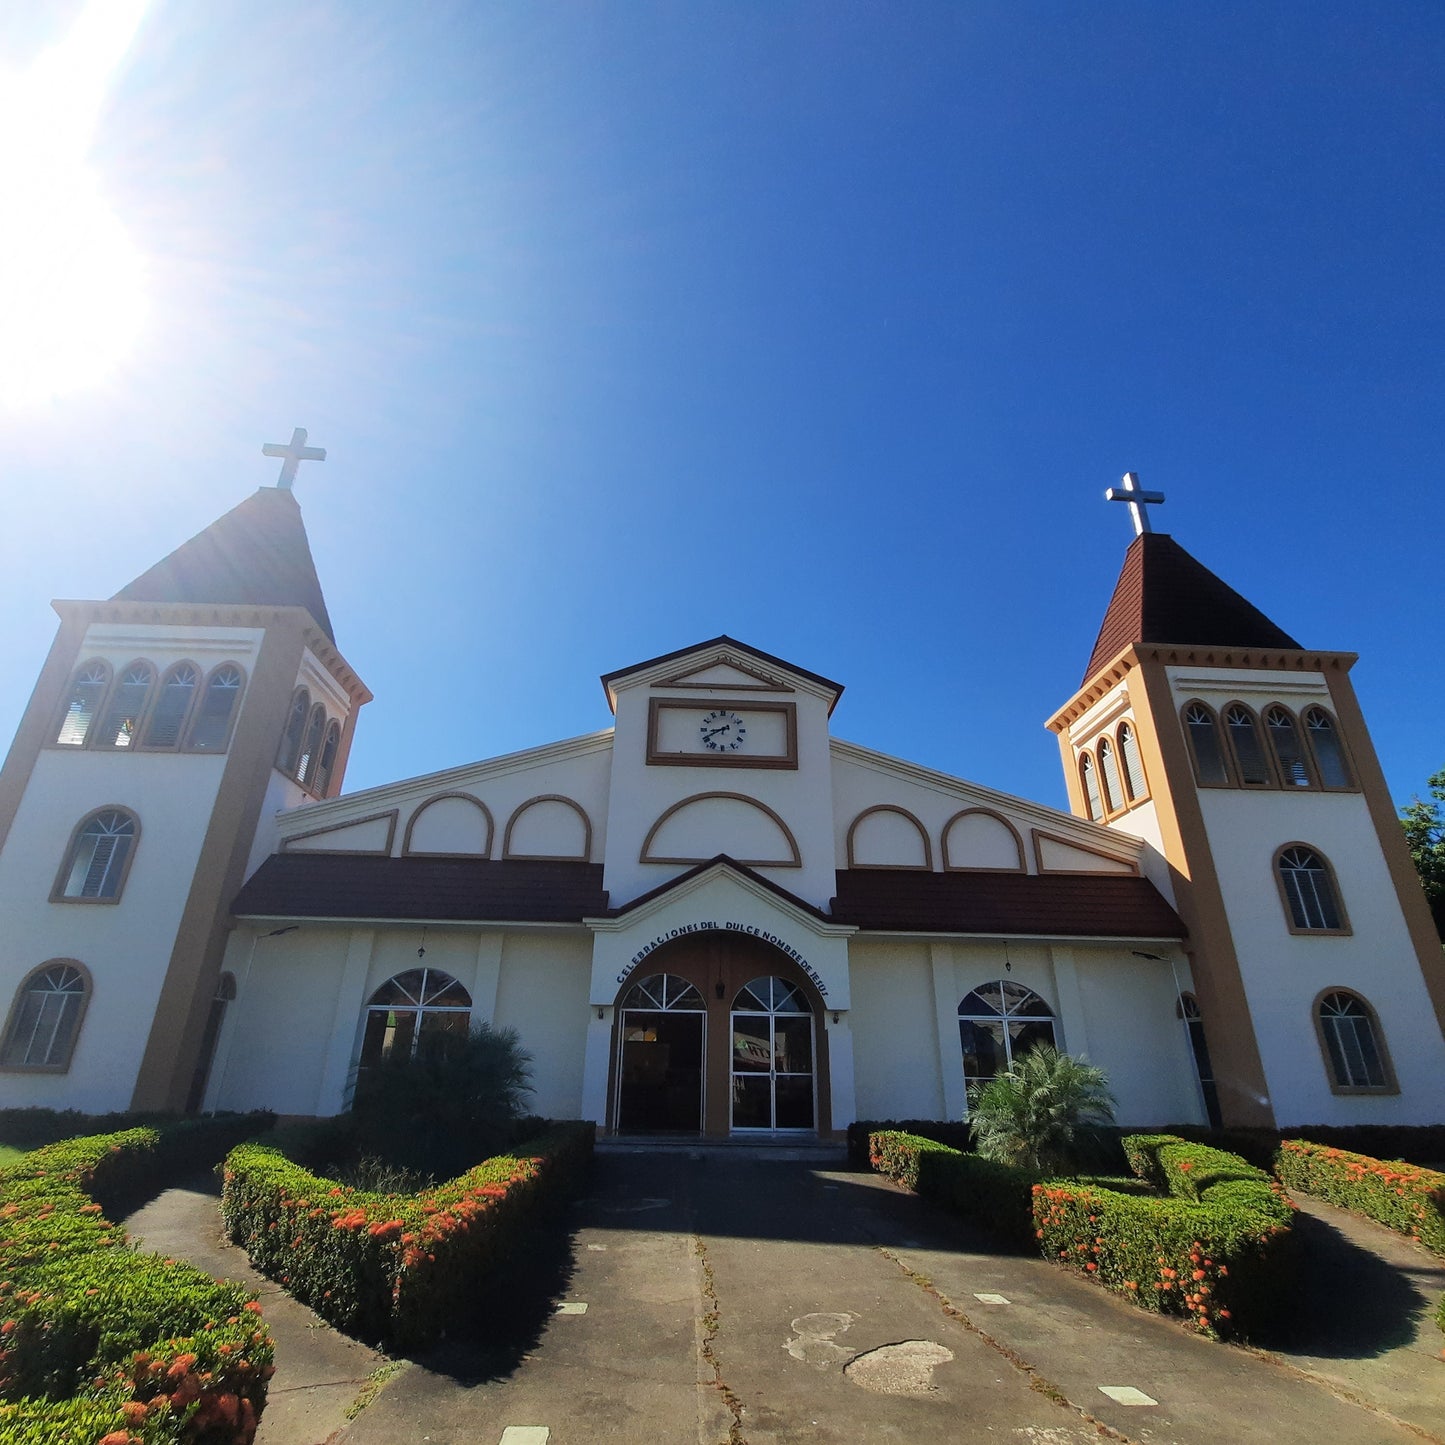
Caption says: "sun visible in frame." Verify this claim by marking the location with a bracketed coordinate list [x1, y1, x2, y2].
[0, 0, 152, 409]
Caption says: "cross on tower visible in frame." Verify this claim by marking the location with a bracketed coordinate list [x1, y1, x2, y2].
[262, 427, 326, 491]
[1105, 471, 1165, 535]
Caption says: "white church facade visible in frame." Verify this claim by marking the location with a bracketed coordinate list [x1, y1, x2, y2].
[2, 455, 1442, 1137]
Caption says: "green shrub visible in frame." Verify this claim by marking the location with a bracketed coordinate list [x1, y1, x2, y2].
[846, 1120, 975, 1167]
[967, 1046, 1115, 1174]
[221, 1121, 594, 1350]
[868, 1131, 1040, 1250]
[0, 1122, 275, 1444]
[1274, 1139, 1445, 1256]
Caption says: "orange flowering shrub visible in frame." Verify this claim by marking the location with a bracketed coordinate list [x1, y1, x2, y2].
[0, 1123, 275, 1444]
[1035, 1134, 1297, 1340]
[221, 1122, 594, 1349]
[1275, 1139, 1445, 1257]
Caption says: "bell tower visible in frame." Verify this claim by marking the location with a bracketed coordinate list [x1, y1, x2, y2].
[0, 434, 370, 1113]
[1047, 477, 1445, 1127]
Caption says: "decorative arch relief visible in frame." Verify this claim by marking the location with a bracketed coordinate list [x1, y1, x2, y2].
[403, 792, 495, 857]
[1030, 829, 1137, 875]
[941, 808, 1026, 872]
[282, 809, 398, 856]
[640, 792, 802, 867]
[847, 805, 932, 870]
[503, 794, 592, 861]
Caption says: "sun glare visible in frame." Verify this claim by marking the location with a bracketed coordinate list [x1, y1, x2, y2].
[0, 0, 152, 409]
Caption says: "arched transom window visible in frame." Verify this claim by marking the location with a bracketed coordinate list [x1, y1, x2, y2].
[1276, 845, 1345, 932]
[1183, 701, 1230, 786]
[1304, 707, 1352, 788]
[359, 967, 471, 1067]
[622, 974, 705, 1010]
[55, 661, 110, 747]
[958, 981, 1056, 1093]
[1, 962, 90, 1070]
[733, 976, 810, 1013]
[1316, 991, 1392, 1091]
[186, 664, 245, 752]
[56, 809, 138, 901]
[143, 663, 200, 749]
[96, 663, 154, 749]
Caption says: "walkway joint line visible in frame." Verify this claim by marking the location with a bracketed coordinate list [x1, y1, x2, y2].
[693, 1234, 748, 1445]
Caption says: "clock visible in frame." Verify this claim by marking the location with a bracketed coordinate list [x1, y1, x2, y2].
[700, 709, 747, 752]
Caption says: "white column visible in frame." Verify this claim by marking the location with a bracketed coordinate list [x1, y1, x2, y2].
[471, 932, 503, 1023]
[823, 1012, 856, 1132]
[930, 942, 966, 1120]
[1049, 945, 1091, 1059]
[315, 928, 377, 1116]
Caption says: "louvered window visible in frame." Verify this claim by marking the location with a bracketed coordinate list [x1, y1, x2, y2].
[96, 663, 154, 749]
[1183, 702, 1229, 785]
[1224, 704, 1271, 786]
[1265, 706, 1311, 787]
[1317, 992, 1389, 1090]
[295, 703, 327, 788]
[1, 963, 89, 1069]
[59, 810, 137, 900]
[1098, 737, 1122, 812]
[1079, 753, 1103, 820]
[142, 663, 200, 748]
[55, 661, 110, 747]
[277, 689, 309, 775]
[314, 720, 341, 797]
[1118, 723, 1147, 800]
[1304, 708, 1352, 788]
[186, 665, 244, 752]
[1277, 846, 1343, 930]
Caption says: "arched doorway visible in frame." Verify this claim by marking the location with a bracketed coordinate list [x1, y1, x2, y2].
[608, 929, 831, 1138]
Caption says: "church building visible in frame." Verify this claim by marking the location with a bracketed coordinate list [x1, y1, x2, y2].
[2, 445, 1442, 1137]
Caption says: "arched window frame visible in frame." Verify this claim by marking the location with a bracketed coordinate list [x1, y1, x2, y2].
[1274, 842, 1350, 935]
[1116, 721, 1148, 803]
[313, 720, 342, 798]
[1078, 752, 1103, 821]
[53, 659, 113, 749]
[295, 702, 328, 792]
[140, 661, 202, 750]
[184, 662, 247, 754]
[276, 688, 310, 778]
[1312, 988, 1396, 1094]
[50, 806, 141, 905]
[0, 960, 92, 1072]
[958, 980, 1057, 1100]
[1096, 736, 1123, 815]
[1263, 704, 1315, 789]
[1221, 701, 1276, 788]
[357, 967, 473, 1071]
[93, 660, 156, 751]
[1181, 700, 1232, 787]
[1302, 706, 1356, 790]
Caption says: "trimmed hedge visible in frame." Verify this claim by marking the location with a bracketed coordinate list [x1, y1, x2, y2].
[866, 1129, 1297, 1339]
[867, 1131, 1040, 1250]
[847, 1120, 974, 1167]
[0, 1118, 276, 1445]
[1274, 1139, 1445, 1257]
[221, 1121, 594, 1350]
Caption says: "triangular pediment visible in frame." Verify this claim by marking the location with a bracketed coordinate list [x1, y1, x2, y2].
[654, 656, 796, 692]
[601, 635, 843, 714]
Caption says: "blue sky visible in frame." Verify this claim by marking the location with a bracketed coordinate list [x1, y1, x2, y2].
[0, 1, 1441, 814]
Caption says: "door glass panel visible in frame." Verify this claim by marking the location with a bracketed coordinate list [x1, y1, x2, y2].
[732, 1015, 771, 1071]
[731, 1073, 771, 1129]
[774, 1074, 814, 1129]
[774, 1015, 813, 1074]
[618, 1010, 704, 1132]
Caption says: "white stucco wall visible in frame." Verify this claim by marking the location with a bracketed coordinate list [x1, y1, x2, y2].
[847, 941, 946, 1120]
[493, 930, 593, 1118]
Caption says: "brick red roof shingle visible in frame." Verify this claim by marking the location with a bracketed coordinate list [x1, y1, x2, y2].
[1083, 533, 1300, 684]
[831, 868, 1186, 939]
[233, 855, 608, 923]
[113, 487, 336, 643]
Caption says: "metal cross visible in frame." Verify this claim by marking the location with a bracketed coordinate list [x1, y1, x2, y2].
[262, 427, 326, 491]
[1105, 471, 1165, 535]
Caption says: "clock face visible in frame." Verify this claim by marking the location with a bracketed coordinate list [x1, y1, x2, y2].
[700, 709, 747, 752]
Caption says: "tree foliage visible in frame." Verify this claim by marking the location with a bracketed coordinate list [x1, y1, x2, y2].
[967, 1044, 1115, 1175]
[1399, 769, 1445, 940]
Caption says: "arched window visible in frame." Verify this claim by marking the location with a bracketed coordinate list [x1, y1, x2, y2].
[314, 720, 342, 798]
[1079, 753, 1103, 820]
[276, 688, 309, 776]
[1176, 992, 1221, 1127]
[1316, 990, 1393, 1091]
[95, 662, 154, 749]
[1265, 706, 1312, 788]
[358, 968, 471, 1068]
[1117, 722, 1147, 801]
[186, 971, 237, 1112]
[1223, 703, 1272, 786]
[1304, 707, 1353, 788]
[1, 962, 90, 1070]
[141, 663, 200, 749]
[55, 660, 111, 747]
[295, 703, 327, 789]
[1276, 845, 1346, 932]
[54, 809, 139, 902]
[958, 981, 1056, 1095]
[185, 664, 245, 752]
[1097, 737, 1122, 813]
[621, 974, 705, 1010]
[1183, 702, 1230, 786]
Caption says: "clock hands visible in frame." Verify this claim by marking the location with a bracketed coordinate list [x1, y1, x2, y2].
[702, 724, 731, 741]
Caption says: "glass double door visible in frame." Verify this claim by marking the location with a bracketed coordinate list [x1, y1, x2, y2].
[730, 1008, 815, 1131]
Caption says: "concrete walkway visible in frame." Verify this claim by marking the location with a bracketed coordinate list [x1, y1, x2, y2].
[124, 1155, 1445, 1445]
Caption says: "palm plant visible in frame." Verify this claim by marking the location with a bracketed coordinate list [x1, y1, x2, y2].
[966, 1044, 1115, 1175]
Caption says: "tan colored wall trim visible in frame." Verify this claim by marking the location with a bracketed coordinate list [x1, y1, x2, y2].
[131, 614, 312, 1111]
[281, 808, 399, 857]
[1029, 827, 1139, 876]
[0, 959, 93, 1074]
[655, 653, 796, 691]
[639, 790, 802, 868]
[1272, 841, 1352, 937]
[1324, 669, 1445, 1042]
[1309, 986, 1400, 1095]
[48, 805, 143, 904]
[502, 794, 594, 862]
[940, 807, 1025, 872]
[846, 804, 933, 871]
[402, 792, 496, 858]
[646, 697, 799, 770]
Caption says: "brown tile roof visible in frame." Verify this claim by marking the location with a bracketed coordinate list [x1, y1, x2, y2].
[603, 854, 833, 922]
[1082, 533, 1301, 684]
[112, 487, 336, 643]
[232, 855, 608, 923]
[831, 868, 1186, 939]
